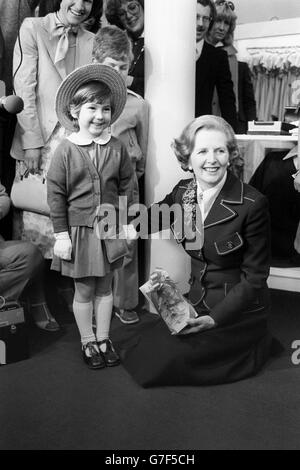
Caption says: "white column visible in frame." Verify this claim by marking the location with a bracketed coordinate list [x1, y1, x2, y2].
[144, 0, 196, 293]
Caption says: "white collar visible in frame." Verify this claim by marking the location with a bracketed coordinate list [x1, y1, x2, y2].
[67, 129, 112, 146]
[196, 172, 227, 220]
[196, 39, 204, 60]
[283, 145, 298, 160]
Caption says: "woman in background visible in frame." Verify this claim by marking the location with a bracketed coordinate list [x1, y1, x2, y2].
[10, 0, 96, 325]
[105, 0, 144, 97]
[207, 0, 257, 134]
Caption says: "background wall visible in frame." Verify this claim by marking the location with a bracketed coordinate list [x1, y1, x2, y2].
[234, 0, 300, 24]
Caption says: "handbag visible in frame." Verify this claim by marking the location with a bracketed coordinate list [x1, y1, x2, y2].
[10, 168, 50, 216]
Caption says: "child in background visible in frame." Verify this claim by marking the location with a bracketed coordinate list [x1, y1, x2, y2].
[47, 64, 134, 369]
[92, 25, 149, 325]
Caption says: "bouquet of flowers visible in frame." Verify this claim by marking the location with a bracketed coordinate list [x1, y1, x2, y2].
[140, 268, 197, 335]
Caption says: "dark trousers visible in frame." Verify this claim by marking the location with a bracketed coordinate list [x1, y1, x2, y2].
[0, 240, 43, 301]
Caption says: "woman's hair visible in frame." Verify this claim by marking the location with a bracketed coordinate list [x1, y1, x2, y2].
[68, 81, 112, 129]
[172, 115, 243, 176]
[38, 0, 61, 16]
[93, 25, 134, 65]
[105, 0, 144, 30]
[38, 0, 103, 25]
[213, 0, 237, 46]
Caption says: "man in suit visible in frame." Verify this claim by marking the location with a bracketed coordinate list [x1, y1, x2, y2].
[237, 61, 257, 134]
[195, 0, 237, 131]
[0, 180, 43, 301]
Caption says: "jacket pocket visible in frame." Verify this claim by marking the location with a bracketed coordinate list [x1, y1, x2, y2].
[214, 232, 243, 255]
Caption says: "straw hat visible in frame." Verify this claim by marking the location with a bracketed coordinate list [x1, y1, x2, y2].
[55, 63, 127, 131]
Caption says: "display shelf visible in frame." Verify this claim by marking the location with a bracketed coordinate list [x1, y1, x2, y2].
[268, 267, 300, 292]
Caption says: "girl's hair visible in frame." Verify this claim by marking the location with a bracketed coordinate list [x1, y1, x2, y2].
[172, 115, 243, 177]
[214, 0, 237, 45]
[93, 25, 134, 65]
[69, 81, 112, 129]
[105, 0, 144, 30]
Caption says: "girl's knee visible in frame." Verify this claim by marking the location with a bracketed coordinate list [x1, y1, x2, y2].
[74, 278, 95, 302]
[95, 274, 113, 298]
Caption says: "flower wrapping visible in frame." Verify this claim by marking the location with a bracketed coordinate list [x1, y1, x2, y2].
[140, 268, 198, 335]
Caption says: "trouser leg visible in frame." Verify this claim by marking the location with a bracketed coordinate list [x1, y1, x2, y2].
[0, 240, 43, 301]
[113, 240, 139, 310]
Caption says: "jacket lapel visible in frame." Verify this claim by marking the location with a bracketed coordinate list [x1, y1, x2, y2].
[40, 14, 67, 80]
[204, 172, 244, 228]
[74, 28, 94, 68]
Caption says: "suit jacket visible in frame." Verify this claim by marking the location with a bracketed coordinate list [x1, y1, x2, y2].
[195, 41, 237, 131]
[140, 172, 270, 326]
[237, 61, 257, 134]
[129, 36, 144, 98]
[0, 181, 10, 221]
[111, 90, 149, 180]
[0, 0, 38, 93]
[10, 13, 94, 160]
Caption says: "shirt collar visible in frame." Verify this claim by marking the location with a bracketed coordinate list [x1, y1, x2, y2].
[67, 129, 112, 146]
[196, 39, 204, 60]
[196, 172, 228, 219]
[283, 145, 298, 160]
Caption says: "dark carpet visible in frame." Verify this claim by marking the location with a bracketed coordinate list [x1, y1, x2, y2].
[0, 289, 300, 450]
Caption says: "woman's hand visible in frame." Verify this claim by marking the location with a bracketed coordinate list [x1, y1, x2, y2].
[24, 148, 42, 173]
[294, 221, 300, 254]
[179, 315, 216, 335]
[294, 172, 300, 192]
[126, 75, 134, 87]
[148, 271, 163, 292]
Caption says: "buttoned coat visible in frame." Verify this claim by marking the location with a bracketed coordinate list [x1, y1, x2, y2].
[118, 172, 274, 387]
[10, 13, 94, 160]
[120, 171, 274, 387]
[144, 171, 271, 326]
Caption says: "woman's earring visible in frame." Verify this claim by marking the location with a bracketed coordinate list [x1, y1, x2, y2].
[108, 125, 111, 134]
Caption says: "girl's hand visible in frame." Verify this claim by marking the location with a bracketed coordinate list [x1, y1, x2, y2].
[53, 232, 72, 260]
[123, 224, 138, 240]
[24, 148, 42, 174]
[179, 315, 216, 335]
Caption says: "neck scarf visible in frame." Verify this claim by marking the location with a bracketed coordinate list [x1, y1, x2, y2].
[51, 13, 81, 64]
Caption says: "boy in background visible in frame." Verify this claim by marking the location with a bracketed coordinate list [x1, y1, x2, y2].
[93, 25, 149, 324]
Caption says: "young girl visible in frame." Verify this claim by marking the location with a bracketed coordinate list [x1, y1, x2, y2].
[47, 63, 134, 369]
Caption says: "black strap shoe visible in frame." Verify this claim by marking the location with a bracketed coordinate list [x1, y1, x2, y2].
[98, 339, 120, 367]
[82, 341, 106, 369]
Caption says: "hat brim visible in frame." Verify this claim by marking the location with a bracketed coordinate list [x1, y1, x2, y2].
[55, 64, 127, 132]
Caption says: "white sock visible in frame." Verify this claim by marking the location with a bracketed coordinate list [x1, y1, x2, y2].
[73, 300, 95, 346]
[94, 293, 113, 350]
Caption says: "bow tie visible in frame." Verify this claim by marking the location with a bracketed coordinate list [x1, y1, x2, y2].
[51, 21, 81, 64]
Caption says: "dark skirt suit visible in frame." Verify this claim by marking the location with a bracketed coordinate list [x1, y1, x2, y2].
[117, 172, 273, 387]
